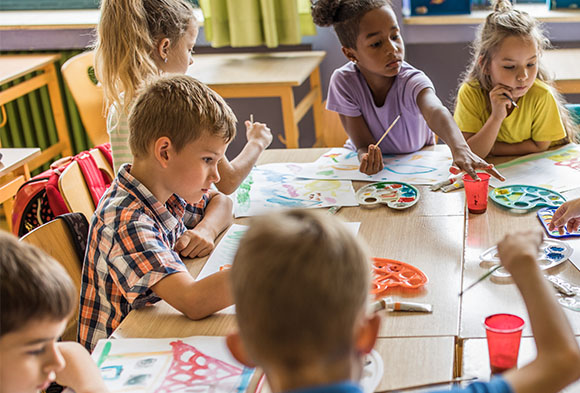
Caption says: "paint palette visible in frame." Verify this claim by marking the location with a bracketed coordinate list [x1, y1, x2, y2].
[356, 182, 419, 210]
[479, 238, 573, 278]
[489, 185, 566, 211]
[537, 207, 580, 238]
[371, 257, 428, 298]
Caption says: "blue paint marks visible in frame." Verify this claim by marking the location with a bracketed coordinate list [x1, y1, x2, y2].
[345, 152, 358, 160]
[549, 246, 565, 252]
[383, 164, 436, 175]
[546, 252, 564, 261]
[265, 194, 322, 207]
[237, 367, 254, 393]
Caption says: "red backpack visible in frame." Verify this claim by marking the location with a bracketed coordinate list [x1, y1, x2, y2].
[12, 143, 114, 237]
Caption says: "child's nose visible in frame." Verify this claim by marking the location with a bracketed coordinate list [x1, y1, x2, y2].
[43, 343, 65, 375]
[516, 67, 528, 81]
[211, 164, 220, 184]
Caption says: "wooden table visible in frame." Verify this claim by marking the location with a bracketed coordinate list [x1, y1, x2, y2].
[112, 145, 580, 391]
[543, 49, 580, 94]
[0, 147, 40, 232]
[0, 54, 72, 170]
[187, 51, 325, 149]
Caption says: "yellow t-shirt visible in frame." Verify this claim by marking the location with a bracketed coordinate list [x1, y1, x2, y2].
[454, 79, 566, 144]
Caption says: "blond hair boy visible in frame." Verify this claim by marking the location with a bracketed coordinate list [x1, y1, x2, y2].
[228, 211, 580, 393]
[0, 230, 107, 393]
[79, 74, 235, 350]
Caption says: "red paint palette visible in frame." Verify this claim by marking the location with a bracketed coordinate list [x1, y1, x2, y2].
[371, 257, 428, 298]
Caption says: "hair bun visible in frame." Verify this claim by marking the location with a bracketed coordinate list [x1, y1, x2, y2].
[492, 0, 513, 13]
[311, 0, 342, 27]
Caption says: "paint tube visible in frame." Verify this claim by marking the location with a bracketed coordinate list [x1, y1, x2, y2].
[370, 297, 433, 313]
[430, 178, 453, 191]
[441, 179, 464, 193]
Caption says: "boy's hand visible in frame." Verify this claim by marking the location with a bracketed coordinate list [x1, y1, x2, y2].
[175, 228, 215, 258]
[449, 146, 505, 181]
[549, 199, 580, 234]
[359, 144, 384, 175]
[245, 120, 273, 150]
[55, 342, 109, 393]
[497, 229, 543, 275]
[489, 84, 514, 120]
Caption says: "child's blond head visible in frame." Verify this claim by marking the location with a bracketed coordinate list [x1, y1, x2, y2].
[0, 231, 76, 336]
[231, 210, 370, 368]
[311, 0, 390, 49]
[95, 0, 196, 113]
[128, 74, 237, 158]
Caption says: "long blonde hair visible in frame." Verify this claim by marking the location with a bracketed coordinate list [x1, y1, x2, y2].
[459, 0, 577, 141]
[94, 0, 196, 115]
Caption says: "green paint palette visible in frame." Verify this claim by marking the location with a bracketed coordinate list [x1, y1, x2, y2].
[356, 181, 419, 210]
[489, 185, 566, 211]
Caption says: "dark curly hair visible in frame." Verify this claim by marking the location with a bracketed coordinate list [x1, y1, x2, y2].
[311, 0, 390, 48]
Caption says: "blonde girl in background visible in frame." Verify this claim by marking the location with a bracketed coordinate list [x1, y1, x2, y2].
[95, 0, 272, 194]
[454, 0, 577, 159]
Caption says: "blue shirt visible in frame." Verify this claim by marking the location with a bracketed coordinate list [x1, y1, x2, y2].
[283, 377, 512, 393]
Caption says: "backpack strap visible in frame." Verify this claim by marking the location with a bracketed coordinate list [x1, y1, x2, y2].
[75, 152, 109, 207]
[56, 213, 89, 267]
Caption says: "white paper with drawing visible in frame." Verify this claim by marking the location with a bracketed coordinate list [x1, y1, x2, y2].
[198, 223, 362, 314]
[293, 147, 454, 184]
[92, 336, 255, 393]
[489, 144, 580, 192]
[234, 163, 358, 218]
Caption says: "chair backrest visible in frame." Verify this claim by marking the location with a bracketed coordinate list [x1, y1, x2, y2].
[61, 51, 108, 146]
[20, 215, 86, 341]
[321, 100, 348, 147]
[59, 147, 114, 222]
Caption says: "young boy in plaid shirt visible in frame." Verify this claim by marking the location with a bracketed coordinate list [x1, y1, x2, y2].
[79, 75, 236, 350]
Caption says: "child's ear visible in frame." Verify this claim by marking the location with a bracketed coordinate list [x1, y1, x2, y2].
[355, 314, 380, 355]
[226, 332, 256, 368]
[154, 136, 172, 168]
[341, 46, 358, 64]
[478, 55, 489, 74]
[157, 38, 171, 62]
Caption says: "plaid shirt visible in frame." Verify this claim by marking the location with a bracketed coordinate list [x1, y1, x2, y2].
[78, 164, 208, 350]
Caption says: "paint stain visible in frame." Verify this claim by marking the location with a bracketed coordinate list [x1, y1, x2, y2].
[546, 252, 564, 261]
[125, 374, 149, 385]
[548, 246, 565, 252]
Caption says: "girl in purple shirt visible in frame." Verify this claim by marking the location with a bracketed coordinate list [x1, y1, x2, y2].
[312, 0, 501, 180]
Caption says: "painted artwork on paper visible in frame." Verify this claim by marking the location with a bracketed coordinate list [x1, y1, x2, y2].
[92, 336, 254, 393]
[489, 144, 580, 192]
[198, 223, 362, 314]
[294, 148, 454, 184]
[234, 163, 358, 217]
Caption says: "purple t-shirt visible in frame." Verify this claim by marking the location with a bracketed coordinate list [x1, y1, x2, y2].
[327, 61, 435, 154]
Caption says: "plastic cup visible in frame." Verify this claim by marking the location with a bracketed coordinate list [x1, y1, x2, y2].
[484, 313, 525, 375]
[463, 173, 491, 214]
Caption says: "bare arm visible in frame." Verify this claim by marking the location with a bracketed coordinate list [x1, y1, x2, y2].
[499, 230, 580, 393]
[490, 139, 551, 156]
[175, 191, 233, 258]
[55, 342, 109, 393]
[339, 114, 384, 175]
[215, 121, 272, 195]
[151, 269, 233, 320]
[416, 88, 504, 180]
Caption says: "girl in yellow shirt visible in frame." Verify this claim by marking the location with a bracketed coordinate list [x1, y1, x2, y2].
[454, 0, 576, 158]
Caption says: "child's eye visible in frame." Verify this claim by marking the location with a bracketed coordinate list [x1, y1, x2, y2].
[27, 346, 46, 355]
[370, 40, 382, 48]
[391, 34, 400, 40]
[203, 157, 213, 164]
[503, 66, 515, 70]
[189, 48, 195, 56]
[527, 63, 536, 67]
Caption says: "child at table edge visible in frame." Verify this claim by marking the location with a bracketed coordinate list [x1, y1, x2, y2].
[311, 0, 502, 181]
[0, 230, 108, 393]
[453, 0, 577, 159]
[78, 75, 234, 351]
[227, 209, 580, 393]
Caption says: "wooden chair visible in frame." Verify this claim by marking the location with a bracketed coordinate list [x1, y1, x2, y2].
[20, 214, 87, 341]
[321, 100, 348, 147]
[61, 51, 108, 146]
[58, 148, 114, 222]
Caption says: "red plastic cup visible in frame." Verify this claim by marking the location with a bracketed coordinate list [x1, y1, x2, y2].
[463, 173, 491, 214]
[484, 313, 525, 374]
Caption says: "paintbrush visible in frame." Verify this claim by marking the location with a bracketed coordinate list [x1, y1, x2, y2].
[250, 114, 254, 124]
[374, 115, 401, 147]
[503, 93, 518, 108]
[458, 265, 502, 297]
[376, 376, 478, 393]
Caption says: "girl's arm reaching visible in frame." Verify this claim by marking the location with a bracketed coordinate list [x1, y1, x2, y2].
[416, 87, 504, 181]
[339, 114, 384, 175]
[215, 121, 272, 195]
